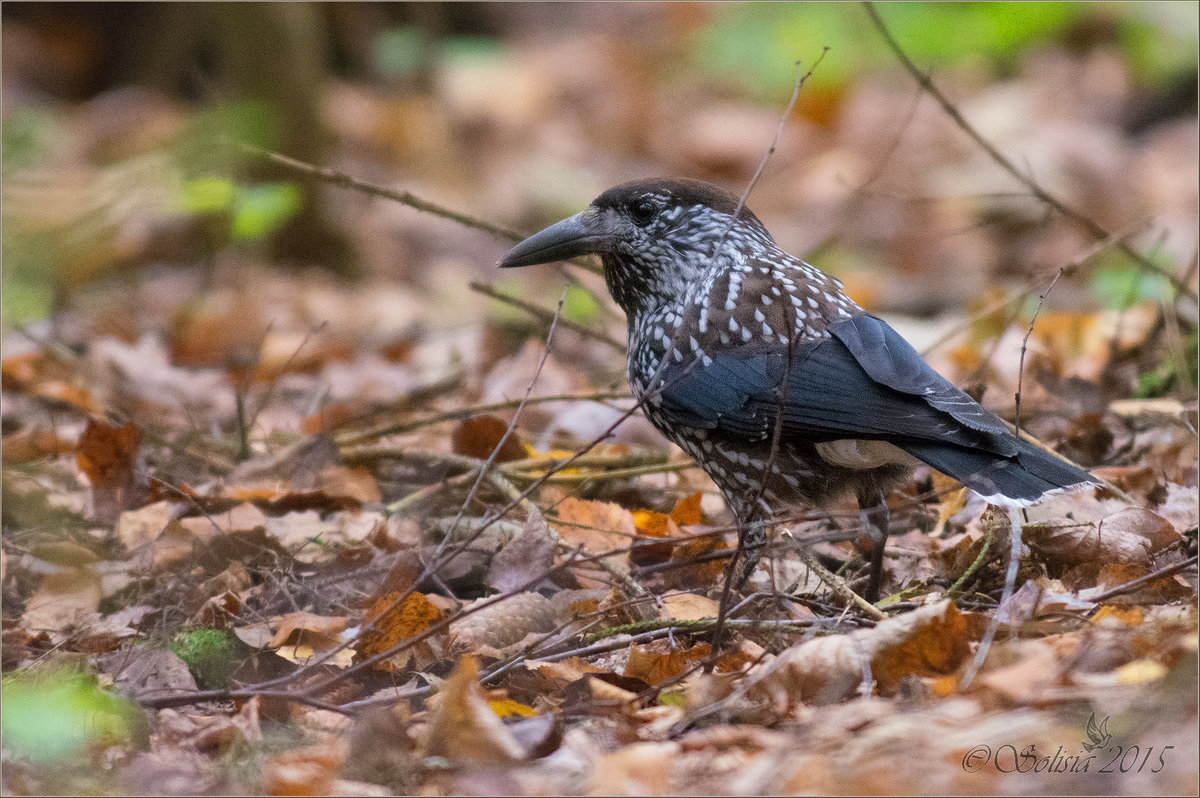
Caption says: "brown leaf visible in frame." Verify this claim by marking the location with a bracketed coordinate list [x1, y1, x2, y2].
[752, 601, 973, 707]
[486, 510, 556, 593]
[0, 425, 78, 462]
[451, 414, 528, 462]
[22, 568, 104, 633]
[116, 500, 174, 549]
[268, 611, 349, 649]
[669, 492, 704, 525]
[1024, 518, 1147, 570]
[423, 657, 525, 764]
[2, 351, 98, 413]
[552, 497, 636, 588]
[1097, 507, 1181, 552]
[661, 592, 719, 621]
[76, 418, 142, 522]
[624, 640, 708, 685]
[263, 746, 342, 796]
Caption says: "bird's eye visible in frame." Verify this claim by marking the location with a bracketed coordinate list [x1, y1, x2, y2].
[630, 198, 657, 226]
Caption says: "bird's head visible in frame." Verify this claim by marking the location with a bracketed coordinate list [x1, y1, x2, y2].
[499, 178, 774, 317]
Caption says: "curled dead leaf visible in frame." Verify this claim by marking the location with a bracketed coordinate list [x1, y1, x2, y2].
[1024, 508, 1181, 572]
[423, 657, 526, 764]
[751, 601, 972, 708]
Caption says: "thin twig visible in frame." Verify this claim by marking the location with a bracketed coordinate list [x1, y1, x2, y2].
[1013, 270, 1064, 437]
[731, 53, 827, 223]
[233, 140, 526, 242]
[1088, 555, 1197, 603]
[469, 281, 626, 352]
[961, 504, 1024, 688]
[439, 292, 567, 555]
[336, 389, 629, 447]
[234, 139, 605, 276]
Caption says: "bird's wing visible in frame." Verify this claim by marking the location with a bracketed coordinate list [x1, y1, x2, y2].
[830, 314, 1011, 436]
[655, 314, 1009, 454]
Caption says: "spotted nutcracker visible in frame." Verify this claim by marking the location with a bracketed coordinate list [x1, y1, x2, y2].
[499, 178, 1097, 600]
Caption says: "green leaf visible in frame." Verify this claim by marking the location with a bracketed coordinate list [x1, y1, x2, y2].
[562, 285, 600, 325]
[231, 182, 303, 242]
[177, 176, 236, 215]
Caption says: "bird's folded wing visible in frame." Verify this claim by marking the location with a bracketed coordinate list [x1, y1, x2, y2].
[655, 314, 1016, 457]
[830, 314, 1010, 435]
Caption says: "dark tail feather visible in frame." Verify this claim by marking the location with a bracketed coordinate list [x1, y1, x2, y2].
[901, 437, 1098, 505]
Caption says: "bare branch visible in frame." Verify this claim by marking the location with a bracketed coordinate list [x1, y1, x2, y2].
[862, 2, 1197, 304]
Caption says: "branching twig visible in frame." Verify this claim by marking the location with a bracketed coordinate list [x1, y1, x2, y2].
[233, 139, 605, 276]
[469, 281, 626, 352]
[336, 388, 629, 447]
[233, 140, 526, 242]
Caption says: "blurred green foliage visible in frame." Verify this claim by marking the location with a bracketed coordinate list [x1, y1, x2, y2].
[372, 25, 432, 79]
[1, 666, 142, 762]
[230, 182, 303, 242]
[0, 96, 300, 328]
[562, 284, 601, 326]
[372, 25, 506, 82]
[690, 3, 1198, 101]
[1088, 254, 1176, 311]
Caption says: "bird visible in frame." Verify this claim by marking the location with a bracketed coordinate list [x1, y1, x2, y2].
[498, 177, 1098, 600]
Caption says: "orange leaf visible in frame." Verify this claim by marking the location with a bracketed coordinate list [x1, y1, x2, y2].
[452, 415, 527, 462]
[358, 590, 445, 672]
[664, 535, 728, 590]
[76, 419, 141, 490]
[669, 493, 703, 525]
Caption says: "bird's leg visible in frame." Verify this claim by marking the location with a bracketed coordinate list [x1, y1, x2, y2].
[858, 493, 889, 602]
[707, 516, 766, 669]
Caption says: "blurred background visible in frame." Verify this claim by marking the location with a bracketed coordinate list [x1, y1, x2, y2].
[3, 2, 1197, 434]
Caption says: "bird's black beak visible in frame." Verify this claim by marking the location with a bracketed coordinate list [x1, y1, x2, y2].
[498, 212, 607, 268]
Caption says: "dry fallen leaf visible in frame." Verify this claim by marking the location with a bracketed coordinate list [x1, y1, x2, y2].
[551, 497, 637, 588]
[752, 600, 974, 708]
[77, 417, 143, 522]
[22, 568, 104, 634]
[423, 656, 526, 764]
[486, 510, 557, 593]
[452, 414, 529, 462]
[625, 640, 709, 685]
[357, 590, 445, 672]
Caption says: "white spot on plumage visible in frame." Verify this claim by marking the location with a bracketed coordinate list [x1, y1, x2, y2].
[741, 326, 752, 341]
[753, 308, 765, 322]
[729, 317, 739, 332]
